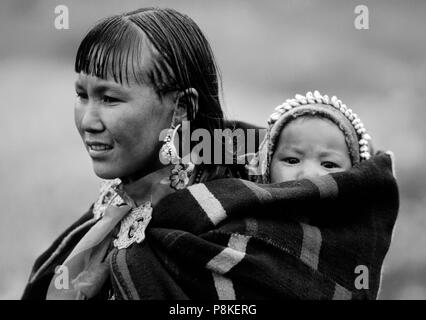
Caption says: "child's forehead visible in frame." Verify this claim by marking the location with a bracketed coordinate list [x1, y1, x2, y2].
[278, 116, 346, 144]
[283, 115, 337, 132]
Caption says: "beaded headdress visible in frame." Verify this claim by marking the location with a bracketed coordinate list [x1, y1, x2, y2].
[247, 90, 372, 183]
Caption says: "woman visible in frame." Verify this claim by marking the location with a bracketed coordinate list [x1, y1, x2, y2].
[22, 7, 241, 300]
[22, 7, 398, 300]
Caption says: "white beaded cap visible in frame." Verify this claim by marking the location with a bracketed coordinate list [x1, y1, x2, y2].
[268, 90, 371, 160]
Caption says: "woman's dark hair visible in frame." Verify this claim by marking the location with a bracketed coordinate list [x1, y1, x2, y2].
[75, 7, 224, 136]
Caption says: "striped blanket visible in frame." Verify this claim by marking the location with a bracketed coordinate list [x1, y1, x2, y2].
[109, 151, 399, 299]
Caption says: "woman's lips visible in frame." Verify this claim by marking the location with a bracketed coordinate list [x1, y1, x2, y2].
[86, 141, 113, 157]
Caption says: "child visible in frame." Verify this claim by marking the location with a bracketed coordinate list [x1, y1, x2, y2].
[248, 90, 372, 183]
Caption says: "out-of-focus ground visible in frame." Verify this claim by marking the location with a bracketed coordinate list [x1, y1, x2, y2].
[0, 0, 425, 299]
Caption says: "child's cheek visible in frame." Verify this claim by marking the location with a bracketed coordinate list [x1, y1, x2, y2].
[271, 160, 300, 183]
[270, 161, 285, 183]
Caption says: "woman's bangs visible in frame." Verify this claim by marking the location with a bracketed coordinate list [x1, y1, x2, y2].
[75, 16, 147, 86]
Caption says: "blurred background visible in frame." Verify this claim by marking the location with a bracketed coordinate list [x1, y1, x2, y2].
[0, 0, 425, 299]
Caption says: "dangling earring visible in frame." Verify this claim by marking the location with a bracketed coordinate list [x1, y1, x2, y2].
[159, 124, 195, 190]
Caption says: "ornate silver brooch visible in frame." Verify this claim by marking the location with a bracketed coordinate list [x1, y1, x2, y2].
[113, 201, 153, 250]
[93, 179, 153, 250]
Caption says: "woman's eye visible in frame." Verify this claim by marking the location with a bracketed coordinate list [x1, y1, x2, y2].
[76, 92, 88, 100]
[102, 96, 122, 104]
[322, 161, 340, 169]
[283, 157, 300, 165]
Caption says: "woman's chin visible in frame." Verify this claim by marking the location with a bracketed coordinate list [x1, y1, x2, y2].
[92, 163, 122, 180]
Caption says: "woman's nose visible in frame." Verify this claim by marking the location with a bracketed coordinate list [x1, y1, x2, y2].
[79, 102, 105, 133]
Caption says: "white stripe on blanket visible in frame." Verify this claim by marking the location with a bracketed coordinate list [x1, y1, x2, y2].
[188, 183, 227, 225]
[300, 223, 322, 270]
[240, 179, 272, 203]
[207, 234, 251, 299]
[308, 174, 338, 199]
[211, 273, 236, 300]
[332, 282, 353, 300]
[207, 234, 250, 274]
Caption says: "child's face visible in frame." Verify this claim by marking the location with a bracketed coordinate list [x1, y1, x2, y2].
[270, 117, 352, 183]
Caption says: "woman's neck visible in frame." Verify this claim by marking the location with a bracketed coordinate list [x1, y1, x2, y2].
[121, 165, 174, 207]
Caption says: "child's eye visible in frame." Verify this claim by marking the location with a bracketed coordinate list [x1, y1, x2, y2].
[283, 157, 300, 165]
[322, 161, 340, 169]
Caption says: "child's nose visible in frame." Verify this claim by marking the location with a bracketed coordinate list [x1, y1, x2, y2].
[296, 164, 324, 180]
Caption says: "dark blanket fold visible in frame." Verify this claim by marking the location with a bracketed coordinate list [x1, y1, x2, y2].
[110, 151, 399, 300]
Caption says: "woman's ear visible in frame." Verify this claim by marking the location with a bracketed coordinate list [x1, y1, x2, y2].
[171, 88, 199, 127]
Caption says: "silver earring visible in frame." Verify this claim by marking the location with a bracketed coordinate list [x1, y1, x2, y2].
[159, 124, 194, 190]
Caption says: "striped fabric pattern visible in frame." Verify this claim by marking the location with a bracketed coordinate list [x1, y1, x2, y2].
[299, 223, 322, 271]
[108, 152, 398, 300]
[22, 152, 399, 300]
[188, 183, 227, 225]
[207, 234, 250, 300]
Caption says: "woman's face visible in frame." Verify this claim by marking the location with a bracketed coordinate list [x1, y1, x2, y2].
[74, 73, 176, 180]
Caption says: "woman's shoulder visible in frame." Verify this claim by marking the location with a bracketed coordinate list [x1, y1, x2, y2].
[24, 206, 96, 292]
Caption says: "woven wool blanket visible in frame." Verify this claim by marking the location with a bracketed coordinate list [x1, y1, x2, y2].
[108, 151, 399, 300]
